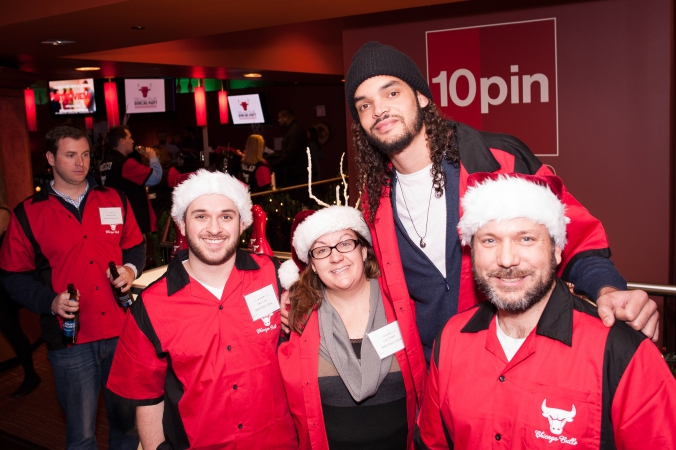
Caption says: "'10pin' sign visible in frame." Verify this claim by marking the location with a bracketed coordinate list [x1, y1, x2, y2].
[426, 18, 558, 156]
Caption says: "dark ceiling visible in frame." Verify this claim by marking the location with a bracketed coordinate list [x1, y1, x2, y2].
[0, 0, 465, 84]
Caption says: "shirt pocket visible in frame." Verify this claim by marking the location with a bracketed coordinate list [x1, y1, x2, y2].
[520, 381, 601, 449]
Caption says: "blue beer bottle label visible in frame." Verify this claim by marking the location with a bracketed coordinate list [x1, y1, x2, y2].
[63, 320, 76, 337]
[118, 293, 133, 308]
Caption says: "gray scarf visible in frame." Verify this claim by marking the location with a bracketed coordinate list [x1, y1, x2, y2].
[318, 278, 393, 402]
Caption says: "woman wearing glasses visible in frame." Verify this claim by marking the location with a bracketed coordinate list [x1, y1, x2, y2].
[277, 206, 423, 450]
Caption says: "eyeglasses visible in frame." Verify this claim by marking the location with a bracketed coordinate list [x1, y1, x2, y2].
[309, 239, 359, 260]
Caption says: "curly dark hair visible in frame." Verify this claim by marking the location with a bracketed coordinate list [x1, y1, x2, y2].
[352, 101, 459, 223]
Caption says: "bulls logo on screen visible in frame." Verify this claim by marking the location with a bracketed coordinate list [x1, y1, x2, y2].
[426, 18, 558, 155]
[138, 83, 152, 98]
[235, 98, 258, 120]
[124, 79, 166, 113]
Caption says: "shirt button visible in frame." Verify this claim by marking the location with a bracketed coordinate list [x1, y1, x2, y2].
[90, 261, 93, 264]
[233, 384, 238, 390]
[495, 434, 502, 441]
[219, 305, 223, 310]
[96, 286, 99, 290]
[499, 375, 505, 382]
[101, 312, 105, 315]
[238, 424, 243, 430]
[84, 235, 87, 239]
[227, 345, 232, 351]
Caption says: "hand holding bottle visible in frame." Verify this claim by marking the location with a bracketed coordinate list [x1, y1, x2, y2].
[107, 263, 134, 293]
[61, 284, 80, 344]
[108, 262, 134, 308]
[51, 285, 79, 319]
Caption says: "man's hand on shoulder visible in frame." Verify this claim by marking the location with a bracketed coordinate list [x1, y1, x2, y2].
[51, 289, 79, 319]
[596, 287, 659, 342]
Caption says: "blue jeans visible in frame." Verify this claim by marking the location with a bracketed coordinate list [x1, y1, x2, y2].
[48, 338, 138, 450]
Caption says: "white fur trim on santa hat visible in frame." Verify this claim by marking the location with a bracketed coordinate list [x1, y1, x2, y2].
[278, 259, 301, 290]
[457, 175, 570, 249]
[292, 206, 372, 264]
[171, 169, 253, 228]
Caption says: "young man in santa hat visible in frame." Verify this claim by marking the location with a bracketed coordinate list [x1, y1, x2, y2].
[107, 169, 297, 449]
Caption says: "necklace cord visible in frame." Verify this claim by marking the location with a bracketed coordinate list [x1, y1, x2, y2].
[397, 179, 434, 248]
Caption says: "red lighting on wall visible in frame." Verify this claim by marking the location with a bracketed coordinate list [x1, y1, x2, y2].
[194, 86, 207, 126]
[104, 81, 120, 127]
[85, 116, 94, 130]
[218, 90, 229, 124]
[23, 89, 37, 132]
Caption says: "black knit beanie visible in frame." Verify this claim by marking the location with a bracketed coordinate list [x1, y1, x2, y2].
[345, 41, 433, 122]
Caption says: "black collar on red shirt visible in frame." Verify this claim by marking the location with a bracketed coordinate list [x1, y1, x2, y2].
[32, 175, 111, 219]
[32, 175, 107, 204]
[460, 278, 580, 347]
[452, 120, 543, 175]
[164, 248, 262, 296]
[453, 121, 501, 174]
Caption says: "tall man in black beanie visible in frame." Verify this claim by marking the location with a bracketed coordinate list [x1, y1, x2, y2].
[342, 41, 658, 365]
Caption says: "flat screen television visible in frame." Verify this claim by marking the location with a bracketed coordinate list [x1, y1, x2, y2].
[124, 78, 171, 114]
[227, 93, 270, 125]
[48, 78, 96, 115]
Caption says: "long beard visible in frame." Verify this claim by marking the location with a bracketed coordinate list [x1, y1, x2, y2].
[473, 251, 558, 313]
[186, 233, 238, 266]
[364, 99, 425, 155]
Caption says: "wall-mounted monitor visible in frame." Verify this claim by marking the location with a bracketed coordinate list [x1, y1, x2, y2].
[228, 93, 270, 125]
[48, 79, 96, 115]
[124, 78, 169, 114]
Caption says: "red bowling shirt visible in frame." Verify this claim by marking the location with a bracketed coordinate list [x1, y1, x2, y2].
[107, 249, 297, 449]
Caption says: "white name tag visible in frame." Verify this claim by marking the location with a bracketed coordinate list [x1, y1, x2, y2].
[244, 284, 280, 322]
[99, 207, 123, 225]
[367, 321, 405, 359]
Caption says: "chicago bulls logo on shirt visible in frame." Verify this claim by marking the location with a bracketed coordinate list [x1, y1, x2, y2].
[534, 398, 579, 445]
[541, 399, 575, 435]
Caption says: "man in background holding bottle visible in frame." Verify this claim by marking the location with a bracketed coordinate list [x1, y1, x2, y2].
[100, 125, 162, 234]
[0, 125, 145, 450]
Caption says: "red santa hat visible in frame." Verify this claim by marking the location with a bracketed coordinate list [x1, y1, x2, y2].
[171, 169, 253, 228]
[457, 173, 570, 249]
[278, 206, 372, 290]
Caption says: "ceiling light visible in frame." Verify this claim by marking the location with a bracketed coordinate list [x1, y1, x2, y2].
[244, 73, 262, 78]
[131, 26, 145, 30]
[76, 67, 100, 71]
[41, 40, 76, 46]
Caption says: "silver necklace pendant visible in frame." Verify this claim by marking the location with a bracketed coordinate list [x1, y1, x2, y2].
[420, 238, 426, 248]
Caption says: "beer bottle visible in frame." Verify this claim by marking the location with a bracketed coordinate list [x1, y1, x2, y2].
[108, 262, 133, 308]
[62, 284, 79, 345]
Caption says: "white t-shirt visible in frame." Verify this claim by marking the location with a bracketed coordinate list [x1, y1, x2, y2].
[183, 260, 225, 299]
[495, 315, 527, 362]
[395, 165, 447, 276]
